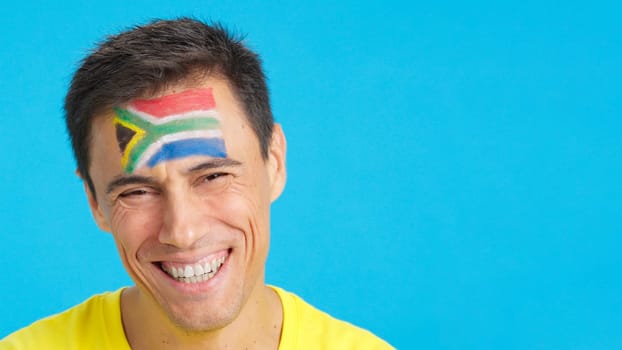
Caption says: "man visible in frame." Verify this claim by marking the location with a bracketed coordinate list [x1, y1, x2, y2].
[1, 18, 392, 349]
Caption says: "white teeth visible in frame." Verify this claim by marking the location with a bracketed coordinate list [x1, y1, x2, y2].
[164, 255, 226, 284]
[184, 265, 194, 278]
[203, 261, 212, 273]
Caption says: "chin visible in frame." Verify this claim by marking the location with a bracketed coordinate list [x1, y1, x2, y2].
[163, 296, 245, 333]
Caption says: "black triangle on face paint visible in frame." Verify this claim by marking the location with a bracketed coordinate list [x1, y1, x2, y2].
[115, 123, 137, 153]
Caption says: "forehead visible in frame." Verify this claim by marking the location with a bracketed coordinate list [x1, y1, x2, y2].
[115, 88, 227, 172]
[88, 79, 258, 173]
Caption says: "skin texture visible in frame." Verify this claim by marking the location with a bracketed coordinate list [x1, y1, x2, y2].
[83, 77, 287, 349]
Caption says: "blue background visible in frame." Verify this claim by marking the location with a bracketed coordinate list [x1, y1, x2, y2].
[1, 1, 621, 349]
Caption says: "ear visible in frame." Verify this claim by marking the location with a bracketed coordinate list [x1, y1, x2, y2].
[267, 124, 287, 202]
[78, 170, 112, 233]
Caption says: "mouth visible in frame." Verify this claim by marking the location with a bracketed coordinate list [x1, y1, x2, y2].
[158, 250, 229, 284]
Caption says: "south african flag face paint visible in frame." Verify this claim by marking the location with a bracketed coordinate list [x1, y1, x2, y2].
[113, 88, 227, 173]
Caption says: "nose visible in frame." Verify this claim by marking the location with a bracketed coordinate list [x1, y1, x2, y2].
[159, 189, 204, 248]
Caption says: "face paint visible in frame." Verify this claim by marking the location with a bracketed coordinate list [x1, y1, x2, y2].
[113, 88, 227, 173]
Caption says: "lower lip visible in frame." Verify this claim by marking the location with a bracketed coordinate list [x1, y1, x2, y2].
[156, 251, 231, 295]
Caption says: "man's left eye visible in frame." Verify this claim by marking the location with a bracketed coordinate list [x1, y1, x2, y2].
[195, 172, 232, 192]
[202, 172, 228, 182]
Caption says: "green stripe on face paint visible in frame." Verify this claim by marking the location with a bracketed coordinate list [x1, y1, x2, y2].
[114, 109, 220, 133]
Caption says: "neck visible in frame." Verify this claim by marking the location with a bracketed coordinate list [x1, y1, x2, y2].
[120, 281, 283, 350]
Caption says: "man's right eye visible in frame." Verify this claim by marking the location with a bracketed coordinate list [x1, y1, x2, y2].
[115, 187, 161, 207]
[119, 188, 152, 197]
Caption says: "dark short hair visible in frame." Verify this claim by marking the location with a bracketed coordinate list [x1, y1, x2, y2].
[64, 18, 273, 196]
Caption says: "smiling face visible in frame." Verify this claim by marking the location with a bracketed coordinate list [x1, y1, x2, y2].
[84, 77, 286, 332]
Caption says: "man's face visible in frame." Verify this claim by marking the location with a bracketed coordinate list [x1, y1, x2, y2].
[85, 77, 286, 331]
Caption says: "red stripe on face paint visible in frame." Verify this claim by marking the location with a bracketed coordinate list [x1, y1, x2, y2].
[130, 88, 216, 118]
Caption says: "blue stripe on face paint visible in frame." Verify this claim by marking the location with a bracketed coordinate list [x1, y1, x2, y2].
[146, 138, 227, 168]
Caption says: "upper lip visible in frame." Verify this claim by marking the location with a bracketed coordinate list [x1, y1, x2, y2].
[154, 248, 231, 265]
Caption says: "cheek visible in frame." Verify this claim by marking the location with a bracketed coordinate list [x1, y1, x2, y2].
[109, 204, 163, 251]
[216, 182, 271, 242]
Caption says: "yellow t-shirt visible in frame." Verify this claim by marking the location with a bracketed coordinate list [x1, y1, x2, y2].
[273, 286, 393, 349]
[0, 289, 130, 350]
[1, 286, 393, 349]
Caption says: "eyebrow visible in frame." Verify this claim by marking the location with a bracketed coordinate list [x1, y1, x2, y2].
[105, 174, 158, 194]
[104, 158, 242, 194]
[187, 158, 243, 173]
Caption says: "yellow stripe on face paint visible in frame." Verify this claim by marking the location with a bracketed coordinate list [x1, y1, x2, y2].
[113, 116, 147, 170]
